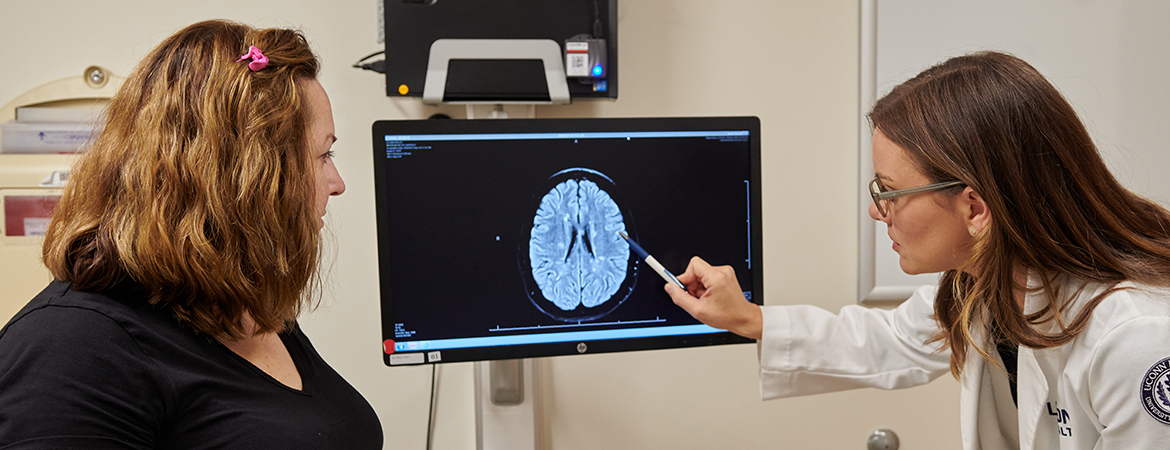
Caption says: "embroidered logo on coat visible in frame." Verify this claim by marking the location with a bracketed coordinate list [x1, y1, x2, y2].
[1140, 356, 1170, 425]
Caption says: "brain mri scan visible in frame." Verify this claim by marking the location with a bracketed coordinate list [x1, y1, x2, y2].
[520, 168, 638, 322]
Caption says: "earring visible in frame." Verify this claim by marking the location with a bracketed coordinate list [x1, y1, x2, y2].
[968, 225, 977, 236]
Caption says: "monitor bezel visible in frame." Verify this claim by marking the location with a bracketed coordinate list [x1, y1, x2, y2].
[371, 116, 763, 365]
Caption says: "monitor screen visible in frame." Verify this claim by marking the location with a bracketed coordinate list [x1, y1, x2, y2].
[372, 117, 762, 365]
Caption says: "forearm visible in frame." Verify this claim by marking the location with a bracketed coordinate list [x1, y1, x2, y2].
[758, 286, 950, 399]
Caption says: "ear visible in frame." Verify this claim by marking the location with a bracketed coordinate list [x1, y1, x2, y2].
[958, 186, 992, 235]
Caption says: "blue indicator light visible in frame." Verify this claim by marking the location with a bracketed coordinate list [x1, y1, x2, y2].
[592, 64, 603, 76]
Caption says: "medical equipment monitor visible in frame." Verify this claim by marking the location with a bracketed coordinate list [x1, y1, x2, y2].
[373, 117, 762, 365]
[382, 0, 617, 101]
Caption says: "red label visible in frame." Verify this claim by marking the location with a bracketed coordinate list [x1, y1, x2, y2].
[4, 195, 60, 236]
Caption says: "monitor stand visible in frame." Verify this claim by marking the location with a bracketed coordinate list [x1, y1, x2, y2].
[465, 103, 535, 120]
[467, 103, 543, 450]
[474, 359, 542, 450]
[421, 41, 569, 449]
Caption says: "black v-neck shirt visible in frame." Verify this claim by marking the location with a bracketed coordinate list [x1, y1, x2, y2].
[996, 339, 1019, 407]
[0, 281, 382, 449]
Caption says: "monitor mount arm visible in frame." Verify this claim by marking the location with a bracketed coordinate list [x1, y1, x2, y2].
[423, 39, 571, 105]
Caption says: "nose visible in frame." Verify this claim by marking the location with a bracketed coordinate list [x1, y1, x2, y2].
[327, 161, 346, 196]
[868, 201, 888, 223]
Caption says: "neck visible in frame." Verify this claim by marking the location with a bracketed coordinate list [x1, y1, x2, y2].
[1012, 266, 1029, 310]
[237, 311, 261, 339]
[959, 264, 1030, 310]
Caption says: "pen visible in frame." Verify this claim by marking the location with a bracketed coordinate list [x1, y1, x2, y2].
[618, 231, 687, 290]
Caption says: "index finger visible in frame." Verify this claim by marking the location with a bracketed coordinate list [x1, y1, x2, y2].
[675, 256, 713, 285]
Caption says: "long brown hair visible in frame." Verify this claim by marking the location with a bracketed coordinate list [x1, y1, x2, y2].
[870, 51, 1170, 376]
[42, 20, 323, 340]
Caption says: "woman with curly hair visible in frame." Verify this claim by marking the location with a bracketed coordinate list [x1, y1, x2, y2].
[0, 20, 380, 449]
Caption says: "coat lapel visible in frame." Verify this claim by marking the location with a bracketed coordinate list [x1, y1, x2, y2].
[1016, 347, 1049, 450]
[960, 350, 985, 450]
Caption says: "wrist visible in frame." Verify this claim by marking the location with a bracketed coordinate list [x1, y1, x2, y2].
[734, 303, 763, 340]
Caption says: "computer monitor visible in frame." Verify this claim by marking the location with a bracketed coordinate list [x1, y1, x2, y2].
[372, 117, 762, 366]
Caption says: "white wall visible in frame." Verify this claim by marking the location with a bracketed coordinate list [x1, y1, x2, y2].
[0, 1, 960, 448]
[864, 0, 1170, 299]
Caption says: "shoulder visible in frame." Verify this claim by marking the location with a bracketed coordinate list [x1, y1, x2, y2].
[1071, 283, 1170, 385]
[7, 279, 151, 321]
[1050, 281, 1170, 360]
[1078, 283, 1170, 336]
[1068, 286, 1170, 432]
[3, 281, 135, 343]
[0, 280, 197, 393]
[0, 281, 169, 377]
[0, 282, 171, 448]
[5, 280, 175, 341]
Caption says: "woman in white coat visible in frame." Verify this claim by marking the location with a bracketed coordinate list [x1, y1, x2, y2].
[666, 51, 1170, 449]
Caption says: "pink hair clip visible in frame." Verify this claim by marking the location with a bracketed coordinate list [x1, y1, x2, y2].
[236, 46, 269, 71]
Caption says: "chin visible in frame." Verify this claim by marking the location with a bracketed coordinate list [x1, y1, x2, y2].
[899, 259, 949, 276]
[898, 259, 928, 276]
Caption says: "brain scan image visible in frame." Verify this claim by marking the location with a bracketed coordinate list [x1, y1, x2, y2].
[520, 168, 638, 322]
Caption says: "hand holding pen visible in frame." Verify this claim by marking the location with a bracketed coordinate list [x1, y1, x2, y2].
[664, 256, 763, 341]
[617, 231, 761, 339]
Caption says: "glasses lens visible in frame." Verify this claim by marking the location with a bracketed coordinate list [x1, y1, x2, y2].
[870, 178, 887, 217]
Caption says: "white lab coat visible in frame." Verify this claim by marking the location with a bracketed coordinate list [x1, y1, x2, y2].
[758, 276, 1170, 449]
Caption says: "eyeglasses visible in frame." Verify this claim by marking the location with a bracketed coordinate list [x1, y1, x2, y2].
[869, 176, 965, 217]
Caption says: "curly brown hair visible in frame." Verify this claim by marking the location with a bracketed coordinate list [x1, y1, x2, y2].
[42, 20, 323, 340]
